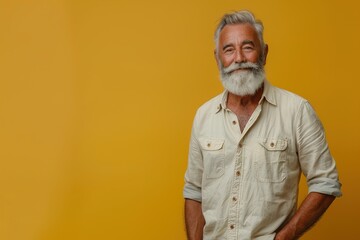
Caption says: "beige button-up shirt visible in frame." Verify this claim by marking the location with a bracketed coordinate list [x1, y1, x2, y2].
[183, 81, 342, 240]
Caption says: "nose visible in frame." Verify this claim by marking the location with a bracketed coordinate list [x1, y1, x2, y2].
[234, 49, 246, 63]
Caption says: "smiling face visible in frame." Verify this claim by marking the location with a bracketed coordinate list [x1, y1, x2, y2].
[216, 23, 268, 96]
[217, 23, 264, 68]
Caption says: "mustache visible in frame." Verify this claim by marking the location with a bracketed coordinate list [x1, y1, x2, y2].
[222, 62, 261, 74]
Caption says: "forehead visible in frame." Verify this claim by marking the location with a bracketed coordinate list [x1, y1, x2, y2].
[219, 23, 260, 46]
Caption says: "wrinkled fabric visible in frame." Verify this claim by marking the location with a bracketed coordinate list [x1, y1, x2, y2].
[183, 80, 342, 240]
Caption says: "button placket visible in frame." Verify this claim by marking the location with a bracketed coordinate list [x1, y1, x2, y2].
[227, 142, 244, 239]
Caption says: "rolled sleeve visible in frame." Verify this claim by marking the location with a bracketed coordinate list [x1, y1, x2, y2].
[296, 101, 342, 197]
[183, 113, 203, 202]
[308, 177, 342, 197]
[183, 181, 202, 202]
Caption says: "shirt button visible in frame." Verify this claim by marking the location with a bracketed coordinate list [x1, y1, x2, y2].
[207, 143, 211, 147]
[270, 142, 275, 147]
[236, 171, 241, 176]
[232, 120, 237, 125]
[230, 224, 235, 229]
[232, 196, 237, 201]
[239, 143, 243, 148]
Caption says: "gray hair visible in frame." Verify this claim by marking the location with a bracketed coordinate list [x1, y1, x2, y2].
[214, 10, 265, 58]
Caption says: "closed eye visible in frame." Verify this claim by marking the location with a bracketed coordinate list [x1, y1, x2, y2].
[242, 45, 254, 51]
[223, 48, 235, 54]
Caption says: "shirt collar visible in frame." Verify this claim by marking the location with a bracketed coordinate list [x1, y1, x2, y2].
[260, 79, 277, 106]
[214, 79, 277, 114]
[213, 91, 227, 114]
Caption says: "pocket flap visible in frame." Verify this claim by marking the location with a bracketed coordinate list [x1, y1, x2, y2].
[199, 138, 224, 151]
[259, 138, 287, 151]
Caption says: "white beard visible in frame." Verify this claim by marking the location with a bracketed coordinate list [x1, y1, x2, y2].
[220, 61, 265, 96]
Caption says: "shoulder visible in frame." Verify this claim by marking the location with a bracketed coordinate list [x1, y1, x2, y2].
[191, 92, 224, 130]
[263, 82, 315, 123]
[272, 85, 307, 103]
[268, 84, 310, 112]
[196, 92, 224, 116]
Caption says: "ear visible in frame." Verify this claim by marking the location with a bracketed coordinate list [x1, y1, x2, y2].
[214, 49, 221, 69]
[263, 44, 269, 65]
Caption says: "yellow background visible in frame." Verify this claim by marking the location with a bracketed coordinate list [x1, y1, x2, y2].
[0, 0, 359, 239]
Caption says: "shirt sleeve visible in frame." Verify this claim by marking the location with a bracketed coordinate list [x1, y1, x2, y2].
[183, 113, 203, 202]
[296, 101, 342, 197]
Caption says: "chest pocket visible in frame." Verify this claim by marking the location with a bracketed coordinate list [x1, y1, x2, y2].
[256, 138, 288, 183]
[199, 138, 225, 179]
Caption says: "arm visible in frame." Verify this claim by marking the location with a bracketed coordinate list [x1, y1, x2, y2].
[185, 199, 205, 240]
[276, 101, 341, 239]
[275, 192, 335, 240]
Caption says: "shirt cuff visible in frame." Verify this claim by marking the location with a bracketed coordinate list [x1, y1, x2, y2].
[183, 183, 202, 202]
[308, 177, 342, 197]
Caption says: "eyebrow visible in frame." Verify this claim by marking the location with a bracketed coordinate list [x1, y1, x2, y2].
[242, 40, 255, 46]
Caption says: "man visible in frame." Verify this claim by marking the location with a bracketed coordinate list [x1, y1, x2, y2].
[183, 10, 342, 240]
